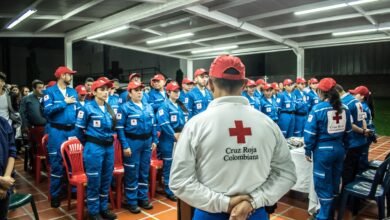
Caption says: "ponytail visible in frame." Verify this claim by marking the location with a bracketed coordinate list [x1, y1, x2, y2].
[176, 100, 188, 113]
[105, 102, 117, 130]
[323, 87, 342, 114]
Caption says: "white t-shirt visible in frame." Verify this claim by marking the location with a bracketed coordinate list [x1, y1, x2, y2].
[134, 102, 143, 109]
[199, 88, 206, 97]
[58, 86, 67, 97]
[0, 92, 9, 122]
[99, 105, 105, 112]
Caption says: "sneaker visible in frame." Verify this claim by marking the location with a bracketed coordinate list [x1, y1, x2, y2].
[138, 200, 153, 210]
[126, 205, 141, 214]
[88, 213, 101, 220]
[100, 210, 117, 220]
[166, 195, 177, 202]
[50, 197, 61, 208]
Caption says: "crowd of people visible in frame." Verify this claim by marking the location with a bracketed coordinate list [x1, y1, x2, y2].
[0, 53, 379, 220]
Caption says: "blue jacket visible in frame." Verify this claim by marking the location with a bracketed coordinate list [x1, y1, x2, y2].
[148, 89, 167, 112]
[273, 93, 282, 112]
[0, 117, 16, 176]
[116, 101, 158, 149]
[293, 89, 309, 115]
[306, 89, 320, 112]
[43, 84, 78, 125]
[260, 96, 279, 121]
[304, 101, 352, 157]
[341, 93, 367, 148]
[178, 90, 191, 109]
[157, 100, 189, 141]
[187, 86, 213, 118]
[107, 95, 120, 114]
[254, 90, 262, 99]
[118, 90, 149, 105]
[242, 91, 260, 110]
[279, 91, 296, 113]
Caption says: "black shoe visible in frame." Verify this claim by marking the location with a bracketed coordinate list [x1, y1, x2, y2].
[138, 200, 153, 210]
[100, 210, 117, 220]
[166, 195, 177, 202]
[50, 197, 61, 208]
[88, 213, 101, 220]
[126, 205, 141, 214]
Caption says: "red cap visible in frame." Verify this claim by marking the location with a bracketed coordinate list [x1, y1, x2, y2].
[263, 83, 272, 90]
[296, 77, 306, 84]
[182, 78, 194, 84]
[309, 78, 318, 84]
[271, 82, 279, 90]
[209, 55, 245, 80]
[194, 68, 208, 78]
[129, 73, 141, 81]
[46, 81, 56, 88]
[166, 81, 181, 91]
[283, 79, 293, 86]
[127, 81, 144, 91]
[151, 74, 165, 81]
[75, 85, 88, 95]
[317, 78, 336, 92]
[349, 86, 370, 97]
[246, 80, 256, 87]
[91, 78, 113, 91]
[54, 66, 76, 78]
[256, 79, 265, 86]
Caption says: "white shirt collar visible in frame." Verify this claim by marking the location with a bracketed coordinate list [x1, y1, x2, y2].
[208, 96, 249, 108]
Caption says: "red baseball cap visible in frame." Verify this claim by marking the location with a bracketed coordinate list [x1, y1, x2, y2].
[166, 81, 181, 91]
[296, 77, 306, 84]
[91, 78, 113, 91]
[182, 78, 194, 84]
[209, 55, 245, 80]
[349, 86, 370, 97]
[317, 78, 336, 92]
[283, 79, 293, 86]
[129, 73, 141, 81]
[54, 66, 76, 78]
[46, 81, 56, 88]
[263, 83, 272, 90]
[75, 85, 88, 95]
[271, 82, 279, 90]
[127, 81, 144, 91]
[309, 78, 318, 84]
[256, 79, 265, 86]
[246, 80, 256, 87]
[151, 74, 165, 81]
[194, 68, 208, 78]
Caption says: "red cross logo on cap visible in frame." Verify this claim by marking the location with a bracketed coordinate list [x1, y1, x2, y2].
[229, 120, 252, 144]
[333, 112, 342, 124]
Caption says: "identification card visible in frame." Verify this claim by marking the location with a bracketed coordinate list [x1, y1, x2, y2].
[93, 120, 101, 128]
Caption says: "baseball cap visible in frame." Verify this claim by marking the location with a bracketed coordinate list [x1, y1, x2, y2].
[151, 74, 165, 81]
[166, 81, 181, 91]
[46, 81, 56, 88]
[271, 82, 279, 90]
[194, 68, 208, 78]
[75, 85, 88, 95]
[349, 86, 370, 97]
[283, 79, 293, 86]
[54, 66, 76, 78]
[256, 79, 265, 86]
[246, 80, 256, 87]
[317, 78, 336, 92]
[296, 77, 306, 84]
[129, 73, 141, 81]
[309, 78, 319, 84]
[263, 83, 272, 90]
[91, 78, 113, 91]
[127, 81, 144, 91]
[182, 78, 194, 84]
[209, 55, 245, 80]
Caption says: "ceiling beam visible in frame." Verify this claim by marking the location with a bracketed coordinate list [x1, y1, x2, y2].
[185, 5, 298, 48]
[282, 24, 380, 38]
[350, 5, 377, 25]
[127, 0, 167, 3]
[36, 0, 104, 32]
[0, 14, 100, 21]
[192, 32, 249, 43]
[209, 0, 257, 12]
[140, 14, 194, 29]
[66, 0, 207, 42]
[299, 33, 390, 48]
[0, 32, 64, 38]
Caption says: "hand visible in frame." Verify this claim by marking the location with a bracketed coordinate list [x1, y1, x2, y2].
[64, 95, 76, 104]
[229, 200, 254, 220]
[228, 195, 250, 213]
[123, 148, 132, 157]
[0, 188, 6, 199]
[151, 143, 157, 151]
[305, 155, 312, 162]
[364, 129, 373, 137]
[174, 133, 180, 141]
[0, 176, 15, 189]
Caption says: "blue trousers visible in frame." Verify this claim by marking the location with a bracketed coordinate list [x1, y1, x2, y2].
[193, 208, 268, 220]
[83, 142, 114, 215]
[278, 113, 295, 138]
[293, 115, 307, 137]
[159, 137, 174, 196]
[47, 126, 77, 198]
[313, 145, 345, 220]
[123, 137, 152, 206]
[358, 144, 370, 173]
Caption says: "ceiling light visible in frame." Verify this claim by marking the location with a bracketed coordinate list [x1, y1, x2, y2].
[378, 26, 390, 31]
[295, 0, 378, 15]
[6, 9, 37, 29]
[86, 25, 130, 40]
[191, 45, 238, 54]
[332, 28, 377, 36]
[146, 33, 194, 44]
[348, 0, 378, 6]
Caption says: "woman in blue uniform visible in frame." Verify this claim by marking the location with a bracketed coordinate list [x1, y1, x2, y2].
[242, 79, 260, 110]
[304, 78, 352, 220]
[156, 81, 189, 201]
[260, 83, 279, 122]
[75, 78, 117, 220]
[116, 81, 158, 214]
[277, 79, 296, 138]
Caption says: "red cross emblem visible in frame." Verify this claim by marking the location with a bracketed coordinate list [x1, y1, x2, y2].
[229, 120, 252, 144]
[333, 112, 342, 124]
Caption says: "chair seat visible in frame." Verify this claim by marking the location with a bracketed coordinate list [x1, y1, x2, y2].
[151, 160, 163, 168]
[345, 180, 384, 197]
[356, 169, 376, 181]
[9, 193, 32, 209]
[369, 160, 383, 169]
[114, 166, 124, 174]
[69, 174, 88, 185]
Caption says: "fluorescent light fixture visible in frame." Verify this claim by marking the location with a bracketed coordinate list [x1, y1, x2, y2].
[86, 25, 129, 40]
[332, 28, 377, 36]
[191, 45, 238, 54]
[295, 0, 378, 15]
[146, 33, 194, 44]
[348, 0, 378, 6]
[378, 26, 390, 31]
[6, 9, 37, 29]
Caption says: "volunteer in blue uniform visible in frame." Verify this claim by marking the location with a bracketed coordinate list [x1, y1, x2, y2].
[242, 80, 260, 110]
[306, 78, 320, 112]
[277, 79, 296, 138]
[178, 78, 194, 109]
[157, 81, 189, 201]
[43, 66, 78, 208]
[148, 74, 167, 112]
[304, 78, 352, 220]
[271, 82, 282, 109]
[254, 79, 265, 99]
[293, 77, 309, 137]
[116, 81, 158, 214]
[75, 78, 117, 220]
[97, 77, 120, 114]
[119, 73, 148, 105]
[260, 83, 279, 122]
[75, 85, 88, 107]
[187, 68, 213, 118]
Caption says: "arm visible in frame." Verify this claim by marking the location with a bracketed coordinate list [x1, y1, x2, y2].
[19, 97, 29, 129]
[115, 107, 129, 149]
[157, 107, 175, 140]
[343, 109, 353, 149]
[75, 106, 88, 143]
[43, 90, 67, 116]
[152, 112, 158, 144]
[303, 112, 318, 157]
[5, 122, 16, 176]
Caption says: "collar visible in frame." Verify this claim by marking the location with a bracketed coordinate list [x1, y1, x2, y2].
[341, 92, 349, 99]
[208, 96, 249, 108]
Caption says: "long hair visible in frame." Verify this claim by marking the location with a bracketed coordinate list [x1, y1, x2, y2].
[365, 94, 375, 119]
[323, 87, 342, 114]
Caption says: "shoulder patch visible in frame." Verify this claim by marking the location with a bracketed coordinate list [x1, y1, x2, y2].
[159, 109, 164, 116]
[308, 114, 313, 122]
[116, 113, 122, 120]
[77, 111, 84, 119]
[44, 95, 49, 101]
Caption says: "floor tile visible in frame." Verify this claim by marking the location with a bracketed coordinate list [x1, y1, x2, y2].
[116, 211, 148, 220]
[143, 201, 172, 215]
[37, 208, 66, 219]
[281, 207, 310, 220]
[153, 209, 177, 220]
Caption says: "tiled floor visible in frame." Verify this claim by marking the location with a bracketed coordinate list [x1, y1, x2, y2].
[7, 136, 390, 220]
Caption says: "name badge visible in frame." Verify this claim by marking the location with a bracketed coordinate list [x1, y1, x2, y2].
[131, 119, 137, 126]
[171, 115, 177, 122]
[196, 103, 202, 109]
[266, 107, 271, 112]
[93, 120, 101, 128]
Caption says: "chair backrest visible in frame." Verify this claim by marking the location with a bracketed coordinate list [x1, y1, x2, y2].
[60, 139, 85, 179]
[40, 134, 49, 156]
[369, 156, 390, 197]
[113, 135, 123, 167]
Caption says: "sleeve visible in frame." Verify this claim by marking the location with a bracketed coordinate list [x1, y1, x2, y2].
[115, 106, 129, 149]
[19, 97, 28, 129]
[75, 106, 88, 143]
[343, 108, 353, 149]
[6, 121, 17, 159]
[303, 111, 318, 157]
[147, 93, 158, 112]
[186, 93, 194, 118]
[169, 122, 231, 213]
[156, 106, 175, 140]
[349, 102, 358, 125]
[43, 89, 67, 117]
[152, 112, 158, 144]
[249, 125, 297, 208]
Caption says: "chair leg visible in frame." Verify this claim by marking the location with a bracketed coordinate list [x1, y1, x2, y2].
[67, 184, 71, 210]
[76, 184, 85, 220]
[30, 197, 40, 220]
[35, 157, 41, 184]
[337, 192, 349, 220]
[377, 196, 385, 219]
[109, 189, 115, 210]
[24, 146, 29, 171]
[149, 167, 157, 199]
[116, 175, 123, 209]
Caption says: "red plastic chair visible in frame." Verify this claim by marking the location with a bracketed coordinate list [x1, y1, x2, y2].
[110, 135, 124, 209]
[61, 139, 87, 220]
[35, 132, 48, 184]
[149, 147, 163, 199]
[41, 134, 51, 201]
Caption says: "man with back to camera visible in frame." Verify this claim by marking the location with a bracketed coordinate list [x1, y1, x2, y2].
[169, 54, 297, 220]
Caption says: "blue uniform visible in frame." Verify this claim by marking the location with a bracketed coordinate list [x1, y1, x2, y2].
[147, 89, 167, 112]
[75, 100, 115, 215]
[178, 90, 191, 109]
[260, 96, 279, 122]
[359, 101, 376, 171]
[254, 89, 262, 99]
[277, 91, 296, 138]
[156, 100, 189, 196]
[306, 88, 320, 112]
[242, 91, 260, 110]
[107, 95, 119, 113]
[43, 84, 78, 198]
[187, 86, 213, 118]
[293, 89, 309, 137]
[304, 102, 352, 220]
[116, 101, 157, 206]
[118, 91, 148, 105]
